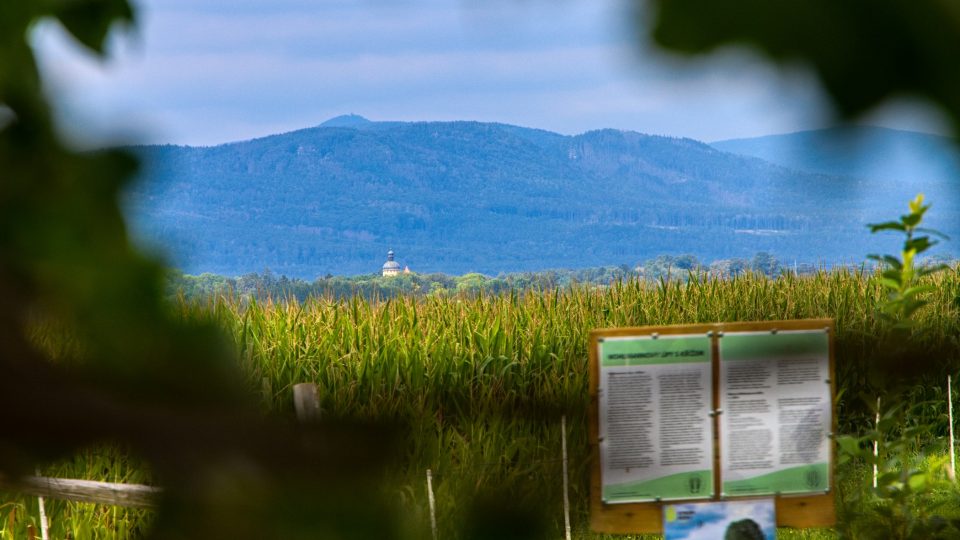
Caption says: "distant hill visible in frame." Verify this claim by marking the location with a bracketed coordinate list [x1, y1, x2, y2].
[320, 114, 373, 128]
[124, 119, 958, 278]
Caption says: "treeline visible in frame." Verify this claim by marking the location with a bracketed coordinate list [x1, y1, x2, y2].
[168, 267, 628, 303]
[168, 251, 852, 302]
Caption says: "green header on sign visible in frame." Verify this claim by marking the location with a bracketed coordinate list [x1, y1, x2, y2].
[719, 331, 828, 362]
[600, 336, 711, 367]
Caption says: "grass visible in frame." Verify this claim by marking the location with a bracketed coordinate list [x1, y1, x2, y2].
[6, 267, 960, 538]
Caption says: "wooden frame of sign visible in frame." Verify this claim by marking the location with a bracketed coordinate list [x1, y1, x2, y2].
[588, 318, 836, 534]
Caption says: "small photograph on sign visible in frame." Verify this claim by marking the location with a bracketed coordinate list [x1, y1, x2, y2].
[663, 499, 776, 540]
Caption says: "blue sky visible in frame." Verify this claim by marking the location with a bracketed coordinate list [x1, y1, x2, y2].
[31, 0, 949, 147]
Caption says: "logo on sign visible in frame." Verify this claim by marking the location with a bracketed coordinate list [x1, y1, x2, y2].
[688, 474, 702, 494]
[805, 468, 821, 488]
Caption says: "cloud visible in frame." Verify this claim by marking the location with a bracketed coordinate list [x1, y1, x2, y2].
[29, 0, 925, 147]
[33, 0, 648, 144]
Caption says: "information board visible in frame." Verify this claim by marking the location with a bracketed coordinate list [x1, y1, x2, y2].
[719, 331, 832, 496]
[598, 334, 714, 502]
[589, 320, 836, 534]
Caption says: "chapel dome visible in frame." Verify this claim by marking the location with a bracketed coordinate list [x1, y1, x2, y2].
[382, 250, 401, 275]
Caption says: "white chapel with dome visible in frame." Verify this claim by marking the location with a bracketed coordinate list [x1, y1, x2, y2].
[381, 250, 407, 277]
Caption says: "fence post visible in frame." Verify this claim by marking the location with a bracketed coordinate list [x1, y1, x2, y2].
[950, 375, 956, 482]
[37, 496, 48, 540]
[561, 415, 572, 540]
[873, 397, 880, 489]
[427, 469, 438, 540]
[36, 468, 49, 540]
[293, 383, 320, 422]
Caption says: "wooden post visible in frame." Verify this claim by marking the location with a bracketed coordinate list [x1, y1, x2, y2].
[0, 475, 160, 508]
[949, 375, 956, 482]
[561, 415, 572, 540]
[293, 383, 320, 422]
[426, 469, 437, 540]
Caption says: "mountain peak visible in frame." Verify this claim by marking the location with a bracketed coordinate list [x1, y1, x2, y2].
[320, 114, 372, 128]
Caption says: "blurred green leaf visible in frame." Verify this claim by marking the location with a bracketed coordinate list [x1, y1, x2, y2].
[915, 227, 950, 240]
[907, 471, 928, 491]
[870, 221, 908, 233]
[908, 194, 927, 215]
[49, 0, 135, 55]
[905, 236, 937, 254]
[649, 0, 960, 133]
[837, 435, 863, 457]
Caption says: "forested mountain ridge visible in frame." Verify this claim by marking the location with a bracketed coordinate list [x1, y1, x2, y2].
[125, 117, 956, 278]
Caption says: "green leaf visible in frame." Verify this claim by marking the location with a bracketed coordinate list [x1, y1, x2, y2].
[881, 255, 903, 270]
[905, 236, 936, 254]
[878, 417, 900, 431]
[901, 212, 922, 227]
[869, 221, 907, 233]
[902, 285, 936, 299]
[907, 471, 928, 491]
[51, 0, 135, 55]
[867, 254, 904, 270]
[880, 278, 901, 291]
[878, 471, 902, 486]
[908, 193, 927, 215]
[837, 435, 863, 457]
[881, 269, 903, 283]
[902, 300, 928, 319]
[915, 227, 950, 240]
